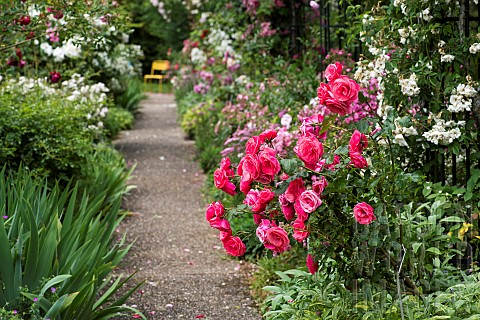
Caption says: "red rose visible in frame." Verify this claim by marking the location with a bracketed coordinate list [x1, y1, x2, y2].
[238, 154, 261, 181]
[19, 15, 31, 25]
[259, 129, 277, 141]
[353, 202, 376, 225]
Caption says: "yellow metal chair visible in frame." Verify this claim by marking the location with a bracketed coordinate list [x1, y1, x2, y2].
[144, 60, 170, 93]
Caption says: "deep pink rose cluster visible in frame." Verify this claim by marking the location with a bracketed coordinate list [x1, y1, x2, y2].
[237, 129, 280, 194]
[353, 202, 376, 225]
[205, 201, 246, 256]
[243, 188, 275, 224]
[348, 130, 368, 169]
[317, 62, 360, 115]
[256, 219, 290, 253]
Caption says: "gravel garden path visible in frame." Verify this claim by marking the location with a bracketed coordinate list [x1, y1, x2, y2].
[113, 93, 260, 320]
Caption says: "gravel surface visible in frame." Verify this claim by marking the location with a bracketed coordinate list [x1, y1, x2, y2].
[112, 93, 260, 320]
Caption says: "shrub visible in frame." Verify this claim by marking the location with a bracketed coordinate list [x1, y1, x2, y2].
[104, 107, 135, 138]
[113, 77, 146, 115]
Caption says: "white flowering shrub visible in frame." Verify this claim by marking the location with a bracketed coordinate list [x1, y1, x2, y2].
[353, 0, 479, 184]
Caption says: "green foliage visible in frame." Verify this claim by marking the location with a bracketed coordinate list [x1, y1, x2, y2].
[104, 107, 135, 138]
[114, 77, 146, 114]
[0, 167, 143, 319]
[262, 268, 480, 319]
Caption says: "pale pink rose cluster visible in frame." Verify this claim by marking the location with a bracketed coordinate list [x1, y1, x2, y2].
[205, 201, 246, 256]
[317, 62, 360, 115]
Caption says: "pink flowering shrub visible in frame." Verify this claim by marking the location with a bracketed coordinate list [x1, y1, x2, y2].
[206, 63, 377, 272]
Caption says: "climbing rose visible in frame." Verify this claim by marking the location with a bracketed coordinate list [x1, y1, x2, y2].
[259, 129, 277, 141]
[213, 168, 236, 196]
[330, 75, 360, 105]
[312, 176, 328, 195]
[349, 130, 368, 153]
[279, 194, 295, 220]
[245, 136, 262, 155]
[220, 157, 235, 177]
[294, 134, 323, 168]
[300, 114, 327, 140]
[324, 61, 343, 82]
[264, 227, 290, 253]
[306, 254, 319, 274]
[349, 151, 368, 169]
[256, 219, 273, 243]
[237, 154, 261, 182]
[258, 146, 280, 176]
[284, 178, 305, 203]
[353, 202, 376, 225]
[222, 236, 246, 256]
[298, 190, 322, 213]
[205, 201, 224, 222]
[292, 219, 309, 242]
[209, 218, 231, 233]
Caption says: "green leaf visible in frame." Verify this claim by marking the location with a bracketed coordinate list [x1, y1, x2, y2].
[412, 243, 422, 254]
[334, 145, 349, 155]
[464, 192, 473, 201]
[426, 247, 442, 255]
[440, 216, 465, 223]
[263, 286, 284, 293]
[40, 275, 72, 296]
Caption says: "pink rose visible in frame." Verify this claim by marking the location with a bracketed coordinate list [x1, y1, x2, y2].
[323, 95, 351, 115]
[292, 219, 309, 242]
[259, 129, 277, 141]
[294, 200, 308, 222]
[251, 189, 275, 213]
[205, 201, 224, 222]
[258, 147, 280, 176]
[238, 154, 261, 182]
[240, 179, 252, 194]
[255, 173, 274, 184]
[222, 236, 246, 256]
[330, 75, 360, 105]
[349, 151, 368, 169]
[264, 227, 290, 253]
[349, 130, 368, 153]
[219, 229, 232, 241]
[245, 136, 262, 155]
[213, 168, 236, 196]
[220, 157, 235, 177]
[209, 217, 231, 232]
[299, 190, 322, 214]
[294, 135, 323, 167]
[312, 176, 328, 195]
[256, 219, 273, 243]
[353, 202, 376, 225]
[244, 189, 260, 206]
[253, 213, 263, 225]
[279, 194, 295, 220]
[324, 61, 343, 82]
[300, 114, 327, 140]
[306, 254, 319, 274]
[316, 83, 331, 106]
[284, 178, 305, 203]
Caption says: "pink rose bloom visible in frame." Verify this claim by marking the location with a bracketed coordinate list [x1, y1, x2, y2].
[353, 202, 376, 225]
[251, 189, 275, 213]
[259, 129, 277, 141]
[330, 75, 360, 105]
[324, 61, 343, 82]
[253, 213, 263, 225]
[238, 154, 261, 182]
[219, 229, 232, 241]
[349, 151, 368, 169]
[349, 130, 368, 153]
[264, 227, 290, 253]
[244, 189, 260, 207]
[298, 190, 322, 214]
[292, 219, 309, 242]
[205, 201, 225, 222]
[245, 136, 262, 155]
[309, 1, 320, 10]
[312, 176, 328, 195]
[255, 173, 274, 184]
[306, 254, 319, 274]
[256, 219, 273, 243]
[294, 135, 323, 167]
[213, 168, 237, 196]
[222, 236, 246, 256]
[258, 147, 280, 176]
[300, 114, 327, 140]
[294, 200, 308, 222]
[240, 179, 252, 194]
[279, 194, 295, 220]
[284, 178, 305, 203]
[209, 218, 231, 233]
[220, 157, 235, 177]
